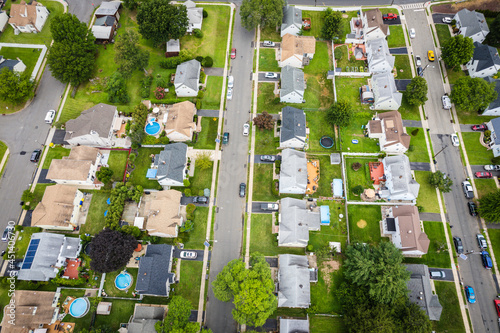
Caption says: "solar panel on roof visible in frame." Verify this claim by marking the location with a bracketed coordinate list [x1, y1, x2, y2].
[22, 262, 32, 270]
[31, 239, 40, 245]
[26, 250, 37, 257]
[23, 257, 34, 264]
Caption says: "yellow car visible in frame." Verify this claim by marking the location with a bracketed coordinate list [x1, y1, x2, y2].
[428, 50, 435, 62]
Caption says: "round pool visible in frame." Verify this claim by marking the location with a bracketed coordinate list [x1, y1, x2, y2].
[69, 297, 90, 318]
[320, 135, 334, 149]
[145, 121, 161, 136]
[115, 272, 132, 291]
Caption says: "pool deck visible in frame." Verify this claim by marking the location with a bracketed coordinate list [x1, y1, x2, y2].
[44, 321, 75, 333]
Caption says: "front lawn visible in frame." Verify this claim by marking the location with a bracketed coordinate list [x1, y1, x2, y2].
[347, 204, 385, 244]
[435, 24, 452, 46]
[253, 163, 278, 202]
[446, 67, 466, 85]
[176, 206, 209, 250]
[339, 114, 380, 153]
[107, 150, 129, 182]
[487, 229, 500, 272]
[404, 221, 451, 268]
[254, 128, 278, 155]
[29, 183, 54, 210]
[194, 117, 218, 150]
[456, 111, 495, 126]
[80, 190, 110, 235]
[42, 146, 70, 169]
[394, 55, 412, 79]
[399, 95, 421, 121]
[202, 76, 223, 110]
[260, 25, 280, 42]
[128, 147, 163, 189]
[103, 268, 139, 298]
[387, 25, 406, 48]
[475, 178, 498, 198]
[259, 48, 280, 72]
[302, 11, 324, 38]
[414, 171, 440, 213]
[461, 132, 493, 165]
[308, 200, 347, 249]
[0, 141, 7, 162]
[13, 226, 41, 259]
[310, 315, 346, 333]
[308, 155, 342, 198]
[0, 47, 42, 75]
[345, 157, 378, 201]
[310, 258, 344, 314]
[433, 281, 466, 333]
[190, 161, 213, 196]
[406, 127, 430, 163]
[306, 111, 335, 153]
[175, 260, 203, 307]
[257, 83, 280, 114]
[334, 77, 369, 111]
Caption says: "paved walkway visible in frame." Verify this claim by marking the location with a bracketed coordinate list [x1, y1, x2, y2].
[420, 212, 442, 222]
[410, 162, 431, 171]
[198, 109, 220, 117]
[403, 119, 422, 128]
[389, 47, 408, 54]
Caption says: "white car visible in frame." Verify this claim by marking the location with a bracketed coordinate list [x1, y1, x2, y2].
[264, 72, 278, 79]
[442, 17, 452, 24]
[180, 251, 197, 259]
[45, 110, 56, 124]
[451, 133, 459, 147]
[484, 165, 500, 171]
[442, 95, 451, 110]
[409, 28, 416, 39]
[263, 40, 275, 47]
[243, 123, 250, 136]
[415, 56, 421, 66]
[227, 87, 233, 100]
[227, 75, 234, 88]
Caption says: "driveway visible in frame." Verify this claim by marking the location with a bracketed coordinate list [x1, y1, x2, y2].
[403, 119, 422, 128]
[432, 13, 454, 25]
[389, 47, 408, 54]
[254, 154, 279, 164]
[410, 162, 431, 171]
[459, 124, 482, 133]
[173, 248, 210, 262]
[252, 202, 279, 213]
[180, 195, 211, 207]
[258, 72, 280, 82]
[204, 67, 224, 76]
[429, 268, 454, 282]
[198, 109, 220, 118]
[384, 17, 401, 25]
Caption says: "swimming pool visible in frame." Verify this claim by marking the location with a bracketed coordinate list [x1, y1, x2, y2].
[69, 297, 90, 318]
[145, 120, 161, 136]
[115, 272, 132, 290]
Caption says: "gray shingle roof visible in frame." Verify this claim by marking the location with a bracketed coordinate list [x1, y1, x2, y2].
[94, 15, 115, 26]
[372, 72, 402, 106]
[472, 42, 500, 72]
[95, 1, 120, 16]
[0, 55, 21, 71]
[406, 264, 443, 321]
[282, 6, 302, 32]
[484, 77, 500, 112]
[381, 155, 419, 200]
[280, 318, 309, 333]
[279, 198, 320, 247]
[128, 306, 165, 333]
[279, 149, 307, 194]
[489, 117, 500, 145]
[281, 66, 305, 98]
[64, 103, 116, 141]
[456, 9, 489, 38]
[278, 254, 311, 308]
[280, 106, 306, 144]
[174, 59, 201, 91]
[136, 244, 175, 296]
[155, 143, 188, 183]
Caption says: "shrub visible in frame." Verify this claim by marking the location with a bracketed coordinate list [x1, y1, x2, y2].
[14, 225, 23, 232]
[186, 203, 197, 214]
[485, 130, 492, 138]
[158, 136, 170, 144]
[185, 188, 192, 196]
[129, 153, 137, 162]
[154, 87, 166, 100]
[411, 128, 419, 136]
[199, 71, 206, 83]
[180, 220, 194, 232]
[159, 50, 193, 69]
[271, 180, 279, 196]
[183, 179, 191, 187]
[140, 75, 153, 98]
[21, 189, 34, 203]
[196, 56, 204, 62]
[306, 244, 314, 252]
[202, 56, 213, 67]
[156, 76, 167, 88]
[351, 162, 362, 171]
[197, 90, 205, 99]
[408, 145, 415, 152]
[196, 99, 202, 109]
[193, 28, 203, 38]
[352, 185, 364, 195]
[142, 135, 157, 145]
[203, 9, 208, 18]
[334, 47, 342, 60]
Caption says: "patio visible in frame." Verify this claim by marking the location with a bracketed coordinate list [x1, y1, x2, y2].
[44, 322, 75, 333]
[369, 161, 384, 185]
[63, 258, 81, 279]
[307, 159, 320, 194]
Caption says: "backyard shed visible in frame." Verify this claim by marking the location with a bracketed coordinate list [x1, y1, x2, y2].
[332, 178, 343, 197]
[96, 302, 112, 315]
[330, 153, 340, 164]
[320, 205, 330, 225]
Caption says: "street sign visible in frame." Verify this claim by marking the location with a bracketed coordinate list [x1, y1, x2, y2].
[459, 254, 468, 260]
[204, 241, 210, 247]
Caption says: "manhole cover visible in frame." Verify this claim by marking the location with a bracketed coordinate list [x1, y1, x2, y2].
[20, 151, 26, 155]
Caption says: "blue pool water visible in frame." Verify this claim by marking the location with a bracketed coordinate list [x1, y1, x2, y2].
[145, 121, 161, 135]
[69, 298, 90, 318]
[115, 272, 132, 290]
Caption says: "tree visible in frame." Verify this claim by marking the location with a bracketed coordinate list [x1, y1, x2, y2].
[89, 229, 137, 273]
[106, 72, 130, 103]
[485, 14, 500, 46]
[0, 68, 34, 103]
[321, 8, 343, 40]
[114, 30, 149, 75]
[21, 189, 34, 203]
[47, 13, 97, 86]
[394, 300, 432, 333]
[123, 0, 139, 10]
[240, 0, 285, 30]
[196, 152, 212, 170]
[137, 0, 188, 45]
[441, 35, 474, 71]
[96, 167, 114, 184]
[326, 100, 353, 127]
[155, 296, 201, 332]
[428, 171, 453, 192]
[212, 254, 277, 326]
[404, 76, 428, 106]
[450, 76, 497, 112]
[253, 111, 274, 130]
[478, 190, 500, 223]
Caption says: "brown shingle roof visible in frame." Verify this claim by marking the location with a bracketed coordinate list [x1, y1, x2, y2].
[46, 146, 99, 181]
[8, 1, 41, 31]
[281, 34, 316, 63]
[144, 190, 182, 237]
[364, 8, 388, 35]
[378, 111, 411, 149]
[31, 185, 79, 227]
[368, 119, 383, 133]
[165, 101, 196, 138]
[394, 206, 430, 254]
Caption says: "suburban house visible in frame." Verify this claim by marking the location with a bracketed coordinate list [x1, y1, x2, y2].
[453, 9, 489, 44]
[279, 149, 307, 194]
[31, 185, 84, 231]
[174, 59, 201, 97]
[0, 11, 8, 32]
[482, 77, 500, 116]
[91, 14, 118, 43]
[163, 101, 197, 142]
[362, 8, 389, 42]
[46, 146, 103, 188]
[366, 38, 395, 74]
[64, 103, 131, 148]
[8, 1, 49, 33]
[184, 0, 203, 33]
[466, 42, 500, 78]
[0, 55, 26, 73]
[94, 1, 121, 19]
[127, 304, 168, 333]
[142, 190, 183, 238]
[278, 197, 320, 247]
[406, 264, 443, 320]
[281, 5, 302, 37]
[147, 143, 188, 187]
[1, 290, 59, 332]
[367, 110, 410, 153]
[166, 39, 180, 57]
[370, 73, 403, 110]
[278, 254, 312, 308]
[379, 155, 420, 201]
[280, 318, 310, 333]
[280, 106, 307, 149]
[381, 205, 430, 256]
[17, 233, 82, 281]
[279, 34, 316, 68]
[486, 117, 500, 157]
[280, 66, 305, 104]
[136, 244, 176, 297]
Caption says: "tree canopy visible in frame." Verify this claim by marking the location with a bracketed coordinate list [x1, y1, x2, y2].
[0, 68, 34, 104]
[441, 35, 474, 70]
[429, 171, 453, 192]
[253, 111, 274, 130]
[326, 100, 353, 128]
[240, 0, 285, 30]
[485, 14, 500, 45]
[404, 76, 428, 106]
[89, 229, 138, 273]
[155, 296, 202, 333]
[137, 0, 188, 45]
[114, 30, 149, 75]
[450, 76, 497, 112]
[478, 190, 500, 223]
[212, 254, 276, 327]
[106, 72, 130, 104]
[321, 8, 343, 40]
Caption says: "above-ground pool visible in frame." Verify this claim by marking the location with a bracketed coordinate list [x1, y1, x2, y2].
[69, 297, 90, 318]
[145, 120, 161, 136]
[320, 136, 334, 149]
[115, 272, 133, 291]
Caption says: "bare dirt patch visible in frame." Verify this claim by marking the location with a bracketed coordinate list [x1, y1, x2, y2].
[357, 219, 367, 228]
[432, 0, 498, 14]
[321, 260, 340, 291]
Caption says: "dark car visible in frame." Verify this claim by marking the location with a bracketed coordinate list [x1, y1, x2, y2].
[239, 183, 246, 197]
[231, 48, 236, 59]
[2, 225, 14, 242]
[382, 13, 397, 20]
[471, 124, 487, 131]
[468, 202, 478, 216]
[417, 66, 423, 77]
[222, 132, 229, 145]
[30, 149, 41, 163]
[475, 171, 492, 179]
[482, 251, 493, 269]
[260, 155, 276, 162]
[453, 236, 464, 254]
[193, 196, 208, 204]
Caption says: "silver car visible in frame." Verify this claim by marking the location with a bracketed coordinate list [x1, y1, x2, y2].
[180, 251, 197, 259]
[227, 87, 233, 100]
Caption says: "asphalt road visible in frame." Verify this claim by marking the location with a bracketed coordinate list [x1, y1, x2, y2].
[405, 8, 500, 332]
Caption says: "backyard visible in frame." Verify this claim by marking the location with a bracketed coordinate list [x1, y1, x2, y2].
[309, 200, 347, 249]
[310, 316, 346, 333]
[175, 260, 203, 307]
[345, 157, 378, 201]
[79, 190, 110, 235]
[259, 48, 280, 72]
[308, 155, 342, 198]
[334, 45, 366, 71]
[103, 268, 139, 298]
[310, 258, 344, 314]
[128, 147, 163, 189]
[302, 10, 324, 38]
[339, 114, 380, 153]
[414, 171, 440, 213]
[334, 77, 370, 110]
[107, 150, 129, 182]
[347, 204, 385, 244]
[405, 127, 430, 163]
[404, 221, 451, 268]
[306, 110, 335, 153]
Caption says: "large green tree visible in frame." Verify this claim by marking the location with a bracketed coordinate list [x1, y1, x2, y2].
[0, 68, 34, 103]
[106, 72, 130, 104]
[47, 13, 97, 86]
[321, 8, 343, 40]
[89, 229, 137, 273]
[450, 76, 497, 112]
[478, 190, 500, 223]
[240, 0, 285, 30]
[485, 14, 500, 46]
[429, 171, 453, 192]
[114, 30, 149, 75]
[441, 35, 474, 71]
[212, 254, 276, 326]
[137, 0, 188, 45]
[326, 100, 353, 127]
[404, 76, 428, 106]
[155, 296, 201, 333]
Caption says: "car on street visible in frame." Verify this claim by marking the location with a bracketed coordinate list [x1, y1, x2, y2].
[260, 155, 276, 162]
[468, 202, 478, 216]
[222, 132, 229, 144]
[227, 87, 233, 100]
[45, 110, 56, 124]
[409, 28, 416, 38]
[465, 286, 476, 303]
[484, 165, 500, 171]
[462, 180, 474, 199]
[482, 251, 493, 269]
[442, 95, 451, 109]
[428, 50, 435, 61]
[494, 299, 500, 317]
[264, 72, 278, 79]
[239, 183, 246, 197]
[451, 133, 459, 146]
[415, 55, 421, 66]
[180, 251, 197, 259]
[263, 40, 275, 47]
[30, 149, 41, 163]
[453, 236, 464, 254]
[430, 270, 446, 279]
[382, 13, 398, 20]
[477, 233, 487, 249]
[230, 48, 236, 59]
[475, 171, 493, 178]
[442, 17, 452, 23]
[243, 123, 250, 136]
[227, 75, 234, 88]
[2, 225, 14, 242]
[193, 196, 208, 204]
[471, 124, 486, 131]
[417, 66, 423, 77]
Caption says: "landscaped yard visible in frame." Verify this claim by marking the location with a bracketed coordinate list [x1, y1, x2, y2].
[176, 206, 209, 250]
[42, 146, 70, 169]
[334, 45, 366, 71]
[347, 204, 385, 244]
[306, 111, 336, 153]
[334, 77, 369, 110]
[387, 25, 406, 48]
[310, 258, 344, 314]
[0, 47, 42, 76]
[309, 200, 347, 249]
[254, 128, 278, 155]
[405, 127, 430, 163]
[475, 178, 498, 198]
[259, 48, 280, 72]
[310, 315, 346, 333]
[107, 150, 129, 182]
[202, 76, 223, 109]
[175, 260, 203, 307]
[345, 157, 378, 201]
[435, 24, 452, 46]
[339, 114, 380, 153]
[128, 147, 163, 189]
[253, 164, 278, 202]
[414, 171, 440, 213]
[194, 117, 218, 149]
[404, 221, 451, 268]
[461, 132, 493, 165]
[79, 190, 110, 235]
[103, 268, 139, 298]
[394, 55, 413, 80]
[308, 155, 342, 198]
[433, 281, 466, 333]
[93, 299, 136, 331]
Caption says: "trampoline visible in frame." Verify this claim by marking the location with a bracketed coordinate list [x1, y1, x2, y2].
[320, 136, 334, 149]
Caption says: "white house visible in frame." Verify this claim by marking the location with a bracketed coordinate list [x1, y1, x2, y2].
[163, 101, 197, 142]
[0, 11, 9, 32]
[184, 0, 203, 33]
[8, 1, 49, 33]
[280, 106, 307, 149]
[0, 56, 26, 73]
[279, 149, 307, 194]
[367, 110, 410, 153]
[466, 42, 500, 78]
[281, 6, 302, 37]
[366, 38, 394, 74]
[379, 155, 420, 201]
[174, 59, 201, 97]
[371, 73, 403, 110]
[453, 9, 489, 44]
[486, 117, 500, 158]
[278, 198, 320, 247]
[147, 143, 188, 188]
[482, 77, 500, 116]
[279, 34, 316, 68]
[280, 66, 305, 104]
[362, 8, 389, 42]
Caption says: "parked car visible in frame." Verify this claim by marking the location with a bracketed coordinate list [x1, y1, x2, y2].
[222, 132, 229, 144]
[471, 124, 486, 131]
[451, 133, 459, 147]
[239, 183, 246, 197]
[428, 50, 435, 61]
[45, 110, 56, 124]
[484, 165, 500, 171]
[475, 171, 493, 179]
[409, 28, 416, 38]
[462, 180, 474, 199]
[180, 251, 198, 259]
[263, 40, 275, 47]
[264, 72, 278, 79]
[442, 95, 451, 109]
[260, 155, 276, 162]
[477, 233, 487, 249]
[415, 55, 422, 66]
[442, 17, 452, 23]
[193, 196, 208, 204]
[482, 251, 493, 269]
[468, 202, 478, 216]
[243, 123, 250, 136]
[260, 203, 279, 211]
[465, 286, 476, 303]
[30, 149, 41, 163]
[1, 225, 14, 242]
[227, 87, 233, 100]
[430, 270, 446, 279]
[227, 75, 234, 88]
[231, 48, 236, 59]
[494, 299, 500, 317]
[453, 236, 464, 254]
[417, 66, 423, 77]
[382, 13, 398, 20]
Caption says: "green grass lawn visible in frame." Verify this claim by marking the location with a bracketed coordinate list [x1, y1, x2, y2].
[348, 204, 385, 244]
[456, 111, 495, 126]
[310, 258, 344, 314]
[0, 47, 42, 75]
[176, 206, 209, 250]
[394, 55, 413, 79]
[475, 178, 498, 198]
[345, 157, 378, 201]
[309, 200, 347, 249]
[308, 155, 342, 198]
[335, 45, 366, 70]
[303, 72, 334, 110]
[302, 11, 324, 38]
[305, 41, 332, 75]
[340, 12, 359, 43]
[194, 116, 218, 149]
[254, 128, 278, 155]
[257, 83, 280, 114]
[406, 127, 430, 163]
[446, 67, 466, 85]
[107, 150, 129, 182]
[175, 260, 203, 307]
[488, 229, 500, 272]
[80, 190, 110, 235]
[259, 48, 279, 72]
[310, 315, 346, 333]
[128, 147, 164, 189]
[415, 171, 440, 213]
[14, 226, 42, 259]
[339, 114, 380, 153]
[334, 77, 370, 111]
[93, 299, 136, 331]
[399, 95, 421, 121]
[202, 76, 223, 109]
[0, 141, 7, 162]
[190, 161, 213, 196]
[433, 281, 466, 333]
[249, 213, 304, 256]
[387, 25, 406, 48]
[435, 24, 452, 46]
[461, 132, 493, 165]
[253, 163, 278, 202]
[260, 25, 281, 42]
[306, 111, 336, 153]
[42, 146, 70, 169]
[103, 268, 139, 298]
[404, 221, 451, 268]
[29, 183, 54, 209]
